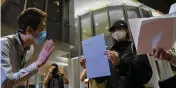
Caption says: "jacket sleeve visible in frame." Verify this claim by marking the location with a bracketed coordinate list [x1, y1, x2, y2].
[1, 41, 39, 87]
[116, 45, 152, 84]
[116, 52, 136, 76]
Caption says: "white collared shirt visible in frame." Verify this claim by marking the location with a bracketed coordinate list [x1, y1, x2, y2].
[1, 33, 38, 88]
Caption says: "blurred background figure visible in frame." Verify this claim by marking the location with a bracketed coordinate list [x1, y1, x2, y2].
[44, 63, 69, 88]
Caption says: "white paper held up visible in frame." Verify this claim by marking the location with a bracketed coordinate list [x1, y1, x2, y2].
[82, 34, 111, 78]
[129, 17, 176, 55]
[169, 3, 176, 14]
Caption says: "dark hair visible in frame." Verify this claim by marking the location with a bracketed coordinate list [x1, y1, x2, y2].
[51, 63, 59, 77]
[17, 7, 47, 34]
[51, 63, 59, 69]
[125, 29, 130, 40]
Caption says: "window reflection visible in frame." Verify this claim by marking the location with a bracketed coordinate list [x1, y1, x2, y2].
[93, 8, 109, 35]
[75, 18, 80, 43]
[126, 6, 140, 18]
[109, 6, 124, 25]
[81, 13, 92, 40]
[142, 9, 150, 17]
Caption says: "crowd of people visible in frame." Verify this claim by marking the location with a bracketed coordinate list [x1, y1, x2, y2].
[1, 4, 176, 88]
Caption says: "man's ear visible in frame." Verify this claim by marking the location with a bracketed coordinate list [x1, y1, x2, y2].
[26, 26, 32, 34]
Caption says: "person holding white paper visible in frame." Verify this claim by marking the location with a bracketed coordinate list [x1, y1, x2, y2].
[80, 20, 152, 88]
[151, 3, 176, 66]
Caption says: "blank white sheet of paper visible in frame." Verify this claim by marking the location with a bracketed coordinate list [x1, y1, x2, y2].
[82, 34, 111, 78]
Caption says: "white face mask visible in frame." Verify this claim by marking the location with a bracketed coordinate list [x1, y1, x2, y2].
[112, 30, 126, 41]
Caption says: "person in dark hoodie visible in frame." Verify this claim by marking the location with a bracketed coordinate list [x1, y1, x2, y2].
[80, 20, 152, 88]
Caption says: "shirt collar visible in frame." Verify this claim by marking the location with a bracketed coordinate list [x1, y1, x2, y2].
[14, 32, 24, 52]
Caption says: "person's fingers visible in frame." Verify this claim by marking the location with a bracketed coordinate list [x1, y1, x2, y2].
[80, 58, 83, 62]
[154, 49, 160, 58]
[104, 50, 110, 55]
[112, 51, 118, 58]
[48, 46, 55, 54]
[155, 49, 164, 59]
[46, 40, 54, 51]
[105, 50, 111, 52]
[80, 57, 85, 60]
[80, 58, 86, 66]
[43, 40, 50, 51]
[152, 48, 156, 56]
[111, 53, 116, 60]
[157, 49, 164, 58]
[149, 53, 153, 56]
[49, 39, 54, 45]
[108, 51, 117, 60]
[84, 59, 86, 63]
[109, 54, 114, 61]
[110, 55, 114, 63]
[42, 40, 48, 50]
[159, 51, 164, 60]
[108, 55, 113, 62]
[80, 58, 86, 63]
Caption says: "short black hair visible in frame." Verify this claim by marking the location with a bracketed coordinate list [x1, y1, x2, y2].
[51, 63, 59, 76]
[17, 7, 47, 34]
[109, 20, 128, 32]
[51, 63, 58, 68]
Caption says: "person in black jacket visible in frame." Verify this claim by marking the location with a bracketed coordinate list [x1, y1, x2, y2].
[44, 63, 69, 88]
[80, 20, 152, 88]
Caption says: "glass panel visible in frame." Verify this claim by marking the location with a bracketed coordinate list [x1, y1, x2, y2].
[93, 8, 109, 35]
[109, 6, 124, 25]
[142, 9, 150, 17]
[126, 6, 140, 19]
[1, 1, 23, 25]
[47, 0, 58, 19]
[62, 25, 69, 43]
[46, 17, 61, 40]
[81, 13, 92, 40]
[75, 18, 79, 43]
[11, 0, 25, 5]
[35, 0, 46, 11]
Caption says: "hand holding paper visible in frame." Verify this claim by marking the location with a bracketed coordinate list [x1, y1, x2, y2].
[150, 48, 172, 61]
[105, 50, 120, 65]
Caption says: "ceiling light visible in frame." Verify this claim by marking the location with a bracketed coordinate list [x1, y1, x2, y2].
[95, 23, 99, 26]
[54, 1, 60, 6]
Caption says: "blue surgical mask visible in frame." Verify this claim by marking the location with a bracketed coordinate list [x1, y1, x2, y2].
[35, 31, 46, 44]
